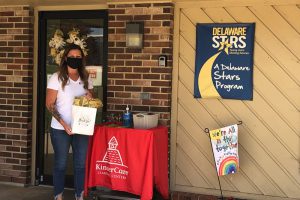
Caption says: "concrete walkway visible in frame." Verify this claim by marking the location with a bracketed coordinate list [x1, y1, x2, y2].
[0, 183, 138, 200]
[0, 183, 241, 200]
[0, 183, 75, 200]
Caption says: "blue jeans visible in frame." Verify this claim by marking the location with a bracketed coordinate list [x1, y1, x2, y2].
[50, 128, 89, 198]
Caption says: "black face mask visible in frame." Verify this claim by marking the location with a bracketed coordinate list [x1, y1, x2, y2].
[66, 57, 83, 69]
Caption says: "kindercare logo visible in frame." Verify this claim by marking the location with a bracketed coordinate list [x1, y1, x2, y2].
[96, 136, 128, 180]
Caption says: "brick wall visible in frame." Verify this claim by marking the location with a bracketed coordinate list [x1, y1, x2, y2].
[107, 2, 173, 126]
[0, 6, 33, 185]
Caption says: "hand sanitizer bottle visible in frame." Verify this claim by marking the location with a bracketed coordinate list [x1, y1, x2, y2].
[123, 105, 132, 128]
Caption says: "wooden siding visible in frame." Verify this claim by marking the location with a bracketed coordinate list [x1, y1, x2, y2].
[170, 1, 300, 199]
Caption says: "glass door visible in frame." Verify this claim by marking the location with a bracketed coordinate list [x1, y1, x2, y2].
[36, 10, 108, 186]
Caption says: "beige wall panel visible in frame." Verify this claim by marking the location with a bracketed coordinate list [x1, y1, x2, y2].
[178, 36, 195, 71]
[172, 1, 300, 199]
[177, 81, 292, 197]
[179, 12, 196, 47]
[253, 68, 299, 133]
[201, 92, 300, 197]
[175, 0, 300, 8]
[245, 91, 299, 157]
[238, 148, 285, 197]
[177, 106, 236, 191]
[179, 7, 214, 43]
[176, 59, 216, 161]
[249, 6, 300, 59]
[176, 103, 227, 188]
[180, 8, 300, 112]
[177, 94, 263, 194]
[175, 168, 192, 186]
[253, 45, 300, 109]
[202, 7, 233, 23]
[177, 62, 217, 130]
[178, 59, 195, 88]
[177, 85, 217, 132]
[176, 143, 214, 188]
[221, 101, 300, 196]
[176, 125, 215, 187]
[274, 5, 300, 32]
[181, 5, 300, 115]
[225, 105, 300, 197]
[203, 7, 300, 109]
[226, 6, 300, 86]
[181, 7, 212, 24]
[195, 100, 289, 197]
[180, 7, 299, 131]
[179, 24, 299, 186]
[176, 63, 284, 195]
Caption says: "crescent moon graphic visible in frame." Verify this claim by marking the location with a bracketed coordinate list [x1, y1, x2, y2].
[198, 52, 222, 98]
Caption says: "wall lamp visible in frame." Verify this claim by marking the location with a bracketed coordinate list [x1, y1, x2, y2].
[126, 22, 144, 49]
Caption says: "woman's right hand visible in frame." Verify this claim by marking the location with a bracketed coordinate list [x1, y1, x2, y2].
[62, 121, 73, 135]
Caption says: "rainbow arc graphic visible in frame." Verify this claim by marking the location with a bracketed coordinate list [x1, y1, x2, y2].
[218, 156, 238, 176]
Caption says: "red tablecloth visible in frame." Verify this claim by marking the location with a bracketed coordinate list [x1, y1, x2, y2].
[84, 125, 169, 200]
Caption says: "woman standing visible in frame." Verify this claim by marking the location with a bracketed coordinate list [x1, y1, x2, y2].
[46, 44, 93, 200]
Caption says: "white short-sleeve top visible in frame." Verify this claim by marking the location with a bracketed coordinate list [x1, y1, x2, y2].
[47, 72, 93, 130]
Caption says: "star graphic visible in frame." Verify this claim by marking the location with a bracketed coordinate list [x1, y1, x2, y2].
[218, 39, 232, 55]
[218, 41, 226, 51]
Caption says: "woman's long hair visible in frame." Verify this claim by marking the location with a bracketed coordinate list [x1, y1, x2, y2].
[58, 44, 89, 90]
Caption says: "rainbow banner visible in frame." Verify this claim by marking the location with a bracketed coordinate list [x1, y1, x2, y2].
[194, 23, 255, 100]
[210, 124, 239, 176]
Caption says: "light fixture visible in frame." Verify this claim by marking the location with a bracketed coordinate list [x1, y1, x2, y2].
[126, 22, 144, 49]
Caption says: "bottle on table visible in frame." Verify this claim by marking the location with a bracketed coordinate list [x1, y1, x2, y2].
[123, 105, 133, 128]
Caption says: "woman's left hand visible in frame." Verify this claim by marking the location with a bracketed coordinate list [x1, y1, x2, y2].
[85, 90, 93, 100]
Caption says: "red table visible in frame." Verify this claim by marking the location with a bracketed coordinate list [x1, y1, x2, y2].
[84, 125, 169, 200]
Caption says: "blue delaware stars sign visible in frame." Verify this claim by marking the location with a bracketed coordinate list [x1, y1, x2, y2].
[194, 23, 255, 100]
